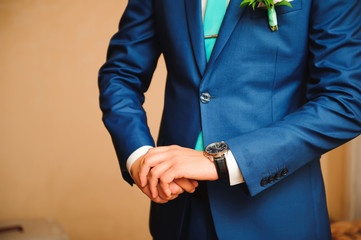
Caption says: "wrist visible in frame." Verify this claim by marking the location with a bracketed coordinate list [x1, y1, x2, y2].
[130, 155, 143, 182]
[203, 154, 219, 180]
[126, 146, 154, 177]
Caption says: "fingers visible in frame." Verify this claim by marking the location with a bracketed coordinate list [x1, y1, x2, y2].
[168, 181, 184, 195]
[137, 178, 195, 204]
[174, 178, 198, 193]
[190, 180, 199, 188]
[157, 184, 171, 200]
[138, 146, 178, 187]
[147, 160, 174, 198]
[152, 180, 193, 203]
[154, 179, 198, 203]
[135, 145, 208, 203]
[140, 183, 181, 203]
[158, 182, 183, 201]
[141, 186, 168, 204]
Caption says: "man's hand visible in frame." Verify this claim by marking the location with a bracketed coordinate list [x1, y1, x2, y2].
[138, 145, 218, 199]
[131, 152, 199, 203]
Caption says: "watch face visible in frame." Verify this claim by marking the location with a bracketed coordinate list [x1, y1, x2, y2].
[206, 142, 228, 155]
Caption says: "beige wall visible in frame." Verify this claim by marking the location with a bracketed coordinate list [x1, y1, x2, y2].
[0, 1, 164, 239]
[0, 0, 351, 239]
[322, 146, 349, 221]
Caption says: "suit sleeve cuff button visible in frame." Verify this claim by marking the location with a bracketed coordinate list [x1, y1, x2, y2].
[281, 168, 289, 176]
[260, 178, 268, 187]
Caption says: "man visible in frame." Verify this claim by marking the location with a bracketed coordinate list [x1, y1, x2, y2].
[98, 0, 361, 238]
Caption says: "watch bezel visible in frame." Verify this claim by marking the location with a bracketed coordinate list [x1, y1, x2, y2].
[204, 141, 228, 159]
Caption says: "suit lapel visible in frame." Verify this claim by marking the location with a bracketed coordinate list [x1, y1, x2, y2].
[207, 0, 246, 68]
[184, 0, 207, 76]
[184, 0, 246, 76]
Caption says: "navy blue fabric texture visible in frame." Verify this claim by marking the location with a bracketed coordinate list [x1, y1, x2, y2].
[98, 0, 361, 238]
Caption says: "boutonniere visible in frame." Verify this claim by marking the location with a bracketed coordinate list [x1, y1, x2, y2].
[240, 0, 293, 31]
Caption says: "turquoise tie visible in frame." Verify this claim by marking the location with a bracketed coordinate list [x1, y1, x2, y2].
[194, 0, 228, 151]
[203, 0, 228, 61]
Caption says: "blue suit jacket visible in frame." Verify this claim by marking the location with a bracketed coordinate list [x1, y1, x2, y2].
[99, 0, 361, 238]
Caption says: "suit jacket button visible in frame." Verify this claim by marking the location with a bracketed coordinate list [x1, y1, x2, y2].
[261, 178, 268, 187]
[281, 168, 289, 176]
[200, 92, 211, 103]
[274, 171, 281, 180]
[268, 175, 275, 183]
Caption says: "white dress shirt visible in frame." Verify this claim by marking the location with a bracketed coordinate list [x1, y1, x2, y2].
[126, 0, 244, 186]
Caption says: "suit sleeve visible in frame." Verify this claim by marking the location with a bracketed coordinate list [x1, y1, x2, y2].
[98, 0, 161, 185]
[226, 0, 361, 196]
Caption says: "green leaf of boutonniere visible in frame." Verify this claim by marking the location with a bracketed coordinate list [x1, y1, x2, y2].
[240, 1, 250, 8]
[275, 1, 293, 8]
[240, 0, 293, 31]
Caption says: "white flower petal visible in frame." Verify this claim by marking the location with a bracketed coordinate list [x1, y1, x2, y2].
[257, 0, 293, 8]
[274, 0, 293, 3]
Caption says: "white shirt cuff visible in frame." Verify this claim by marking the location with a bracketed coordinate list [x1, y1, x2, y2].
[126, 146, 154, 178]
[225, 150, 245, 186]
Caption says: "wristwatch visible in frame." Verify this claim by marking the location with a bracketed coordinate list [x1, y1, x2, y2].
[204, 141, 229, 179]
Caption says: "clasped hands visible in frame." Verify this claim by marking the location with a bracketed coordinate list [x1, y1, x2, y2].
[131, 145, 218, 203]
